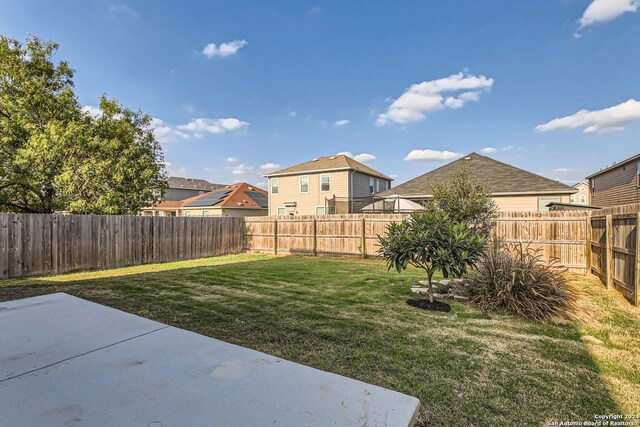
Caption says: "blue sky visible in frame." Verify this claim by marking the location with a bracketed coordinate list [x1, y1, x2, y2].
[2, 0, 639, 188]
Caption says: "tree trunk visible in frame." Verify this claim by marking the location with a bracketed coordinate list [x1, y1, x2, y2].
[427, 273, 434, 303]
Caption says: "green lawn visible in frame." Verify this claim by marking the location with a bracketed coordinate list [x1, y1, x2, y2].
[1, 254, 638, 427]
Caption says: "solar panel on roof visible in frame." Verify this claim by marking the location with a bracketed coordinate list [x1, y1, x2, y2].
[182, 190, 232, 207]
[245, 191, 268, 208]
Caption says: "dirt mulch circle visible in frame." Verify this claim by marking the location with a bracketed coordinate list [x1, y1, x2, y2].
[406, 299, 451, 312]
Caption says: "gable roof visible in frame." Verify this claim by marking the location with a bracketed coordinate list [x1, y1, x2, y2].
[151, 182, 268, 210]
[377, 152, 576, 198]
[265, 155, 392, 181]
[167, 176, 226, 191]
[586, 153, 640, 179]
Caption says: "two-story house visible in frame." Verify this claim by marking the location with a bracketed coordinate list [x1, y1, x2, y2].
[264, 155, 393, 216]
[570, 182, 590, 205]
[587, 153, 640, 207]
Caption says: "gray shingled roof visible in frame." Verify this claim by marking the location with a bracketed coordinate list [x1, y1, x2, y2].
[265, 155, 392, 181]
[167, 177, 226, 191]
[378, 152, 576, 198]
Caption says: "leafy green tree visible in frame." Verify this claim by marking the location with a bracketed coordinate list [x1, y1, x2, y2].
[378, 210, 486, 303]
[0, 36, 166, 214]
[426, 165, 498, 238]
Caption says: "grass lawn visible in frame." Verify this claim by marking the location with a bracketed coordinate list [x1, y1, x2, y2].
[1, 254, 639, 426]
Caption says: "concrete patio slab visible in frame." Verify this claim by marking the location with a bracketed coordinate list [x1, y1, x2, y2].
[0, 293, 419, 426]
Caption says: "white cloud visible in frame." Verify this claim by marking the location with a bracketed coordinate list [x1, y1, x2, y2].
[480, 147, 497, 154]
[404, 149, 461, 162]
[336, 151, 376, 163]
[202, 39, 247, 58]
[108, 4, 140, 19]
[288, 111, 297, 118]
[353, 153, 376, 163]
[255, 181, 268, 190]
[82, 105, 103, 118]
[150, 118, 189, 144]
[232, 164, 253, 175]
[376, 72, 494, 126]
[227, 157, 238, 163]
[308, 6, 323, 15]
[578, 0, 639, 29]
[334, 119, 350, 127]
[535, 99, 640, 134]
[553, 168, 572, 173]
[177, 118, 249, 135]
[259, 162, 281, 171]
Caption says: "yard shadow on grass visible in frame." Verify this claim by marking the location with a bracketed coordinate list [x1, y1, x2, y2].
[0, 255, 625, 427]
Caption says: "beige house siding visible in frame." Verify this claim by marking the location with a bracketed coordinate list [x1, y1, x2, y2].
[269, 171, 350, 216]
[570, 182, 590, 205]
[268, 170, 392, 215]
[143, 207, 266, 217]
[493, 194, 571, 212]
[590, 160, 640, 207]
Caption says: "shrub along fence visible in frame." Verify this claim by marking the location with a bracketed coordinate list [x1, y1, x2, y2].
[0, 214, 244, 279]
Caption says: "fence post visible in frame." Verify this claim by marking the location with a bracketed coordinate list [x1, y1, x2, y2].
[312, 219, 317, 256]
[361, 217, 366, 258]
[585, 214, 592, 275]
[273, 219, 278, 255]
[606, 214, 614, 289]
[635, 213, 640, 306]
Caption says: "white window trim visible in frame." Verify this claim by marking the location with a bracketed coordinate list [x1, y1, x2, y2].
[277, 207, 286, 216]
[271, 178, 279, 195]
[369, 177, 374, 194]
[320, 173, 331, 192]
[299, 175, 309, 194]
[315, 205, 326, 215]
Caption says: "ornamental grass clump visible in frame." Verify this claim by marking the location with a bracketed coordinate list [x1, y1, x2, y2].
[468, 242, 575, 323]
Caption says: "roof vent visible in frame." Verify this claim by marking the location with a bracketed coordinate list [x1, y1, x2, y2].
[312, 158, 318, 162]
[248, 187, 254, 191]
[330, 156, 336, 159]
[464, 157, 471, 160]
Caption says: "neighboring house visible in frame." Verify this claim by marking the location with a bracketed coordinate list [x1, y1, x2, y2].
[142, 182, 268, 217]
[163, 177, 226, 201]
[587, 153, 640, 207]
[570, 182, 590, 205]
[377, 152, 576, 212]
[264, 155, 393, 216]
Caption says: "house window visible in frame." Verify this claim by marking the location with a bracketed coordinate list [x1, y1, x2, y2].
[202, 211, 209, 217]
[277, 207, 286, 216]
[369, 177, 374, 194]
[184, 211, 191, 217]
[637, 163, 640, 187]
[300, 175, 309, 193]
[316, 206, 326, 215]
[320, 173, 330, 192]
[570, 195, 576, 203]
[271, 178, 279, 195]
[580, 195, 586, 204]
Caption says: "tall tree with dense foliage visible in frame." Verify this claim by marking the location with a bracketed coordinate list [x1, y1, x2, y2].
[0, 36, 166, 214]
[378, 210, 486, 303]
[426, 165, 498, 238]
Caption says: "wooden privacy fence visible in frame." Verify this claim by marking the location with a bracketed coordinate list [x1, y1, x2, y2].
[0, 214, 245, 279]
[243, 214, 408, 257]
[244, 211, 590, 272]
[589, 203, 640, 306]
[494, 211, 589, 273]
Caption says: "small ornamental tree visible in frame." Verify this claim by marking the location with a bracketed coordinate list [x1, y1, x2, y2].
[426, 165, 498, 238]
[378, 211, 486, 303]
